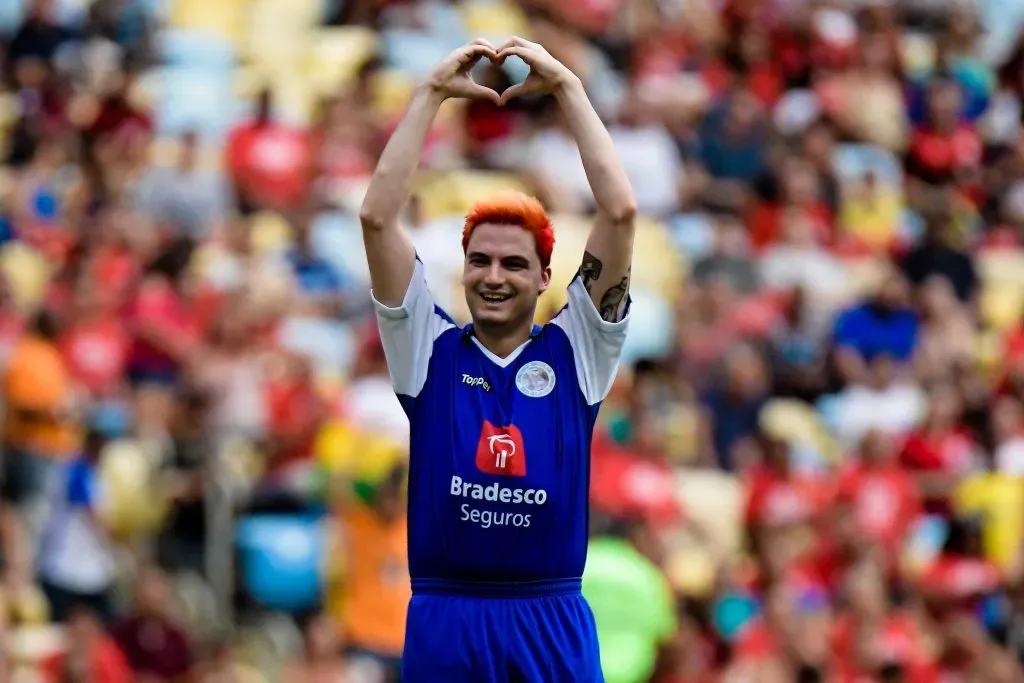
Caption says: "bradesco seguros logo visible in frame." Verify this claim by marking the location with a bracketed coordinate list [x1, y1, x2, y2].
[450, 475, 548, 529]
[452, 421, 548, 528]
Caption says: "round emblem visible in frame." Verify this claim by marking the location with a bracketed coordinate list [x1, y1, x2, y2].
[516, 360, 556, 398]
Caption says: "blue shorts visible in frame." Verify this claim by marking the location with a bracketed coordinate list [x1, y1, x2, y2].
[402, 579, 603, 683]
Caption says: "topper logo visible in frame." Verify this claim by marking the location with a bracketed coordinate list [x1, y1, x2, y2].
[461, 374, 492, 392]
[476, 421, 526, 477]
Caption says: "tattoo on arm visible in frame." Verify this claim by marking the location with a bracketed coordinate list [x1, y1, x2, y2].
[579, 252, 630, 321]
[598, 268, 630, 322]
[579, 251, 603, 293]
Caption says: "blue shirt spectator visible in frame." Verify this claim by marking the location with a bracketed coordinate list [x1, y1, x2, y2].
[833, 297, 920, 364]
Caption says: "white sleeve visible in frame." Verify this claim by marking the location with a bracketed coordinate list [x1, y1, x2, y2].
[371, 259, 456, 398]
[550, 275, 631, 406]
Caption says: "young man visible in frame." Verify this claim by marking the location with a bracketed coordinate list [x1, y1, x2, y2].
[360, 37, 636, 682]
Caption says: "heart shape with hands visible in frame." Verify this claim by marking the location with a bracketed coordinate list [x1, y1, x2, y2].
[428, 37, 573, 106]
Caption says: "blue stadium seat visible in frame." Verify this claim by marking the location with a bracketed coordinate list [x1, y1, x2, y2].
[160, 29, 238, 69]
[152, 66, 242, 138]
[833, 144, 903, 187]
[381, 30, 464, 79]
[621, 289, 674, 363]
[236, 514, 326, 614]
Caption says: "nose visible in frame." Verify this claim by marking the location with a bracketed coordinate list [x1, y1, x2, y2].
[483, 263, 504, 288]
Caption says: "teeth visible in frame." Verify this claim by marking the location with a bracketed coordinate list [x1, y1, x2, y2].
[482, 293, 510, 302]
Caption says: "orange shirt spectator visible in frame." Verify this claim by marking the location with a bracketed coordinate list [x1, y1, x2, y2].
[2, 310, 78, 457]
[341, 495, 411, 658]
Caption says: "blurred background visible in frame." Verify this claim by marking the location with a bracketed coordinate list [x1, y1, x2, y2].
[4, 0, 1024, 681]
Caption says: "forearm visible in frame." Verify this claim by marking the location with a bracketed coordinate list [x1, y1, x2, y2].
[359, 85, 444, 229]
[553, 78, 636, 221]
[359, 85, 443, 305]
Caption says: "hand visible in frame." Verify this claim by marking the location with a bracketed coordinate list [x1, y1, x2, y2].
[426, 39, 502, 105]
[496, 36, 578, 105]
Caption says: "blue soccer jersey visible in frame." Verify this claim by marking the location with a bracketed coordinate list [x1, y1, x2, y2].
[373, 258, 630, 585]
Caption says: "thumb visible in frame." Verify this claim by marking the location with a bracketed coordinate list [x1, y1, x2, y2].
[498, 82, 526, 106]
[466, 81, 501, 106]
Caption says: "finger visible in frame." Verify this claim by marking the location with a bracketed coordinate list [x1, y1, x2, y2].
[498, 81, 541, 106]
[457, 43, 497, 66]
[469, 38, 497, 51]
[501, 36, 543, 53]
[467, 83, 501, 106]
[497, 45, 534, 65]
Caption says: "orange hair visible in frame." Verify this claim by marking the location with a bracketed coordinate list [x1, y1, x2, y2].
[462, 190, 555, 268]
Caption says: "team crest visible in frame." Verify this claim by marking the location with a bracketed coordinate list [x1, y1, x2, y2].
[515, 361, 556, 398]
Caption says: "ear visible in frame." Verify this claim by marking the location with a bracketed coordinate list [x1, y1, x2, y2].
[538, 265, 552, 294]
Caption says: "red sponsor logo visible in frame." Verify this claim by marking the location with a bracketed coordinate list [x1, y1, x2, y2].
[476, 421, 526, 477]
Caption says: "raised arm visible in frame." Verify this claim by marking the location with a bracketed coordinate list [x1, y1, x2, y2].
[359, 39, 501, 307]
[499, 37, 637, 322]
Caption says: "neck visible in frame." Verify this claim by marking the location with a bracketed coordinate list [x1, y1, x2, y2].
[473, 319, 534, 359]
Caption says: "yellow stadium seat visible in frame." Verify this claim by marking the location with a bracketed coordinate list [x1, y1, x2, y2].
[99, 439, 169, 540]
[675, 469, 744, 556]
[760, 398, 839, 463]
[842, 256, 888, 298]
[667, 548, 717, 597]
[246, 0, 322, 60]
[412, 171, 532, 221]
[8, 624, 65, 665]
[315, 420, 407, 483]
[169, 0, 248, 45]
[980, 281, 1024, 332]
[461, 0, 530, 36]
[956, 474, 1024, 575]
[979, 251, 1024, 287]
[306, 28, 379, 94]
[371, 68, 417, 120]
[249, 211, 293, 254]
[975, 330, 1003, 380]
[0, 242, 51, 313]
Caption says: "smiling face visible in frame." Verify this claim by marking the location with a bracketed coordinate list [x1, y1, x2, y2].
[462, 223, 551, 332]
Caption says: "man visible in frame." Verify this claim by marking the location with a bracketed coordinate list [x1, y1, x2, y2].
[359, 37, 636, 682]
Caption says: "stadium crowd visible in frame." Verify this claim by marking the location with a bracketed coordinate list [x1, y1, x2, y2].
[5, 0, 1024, 681]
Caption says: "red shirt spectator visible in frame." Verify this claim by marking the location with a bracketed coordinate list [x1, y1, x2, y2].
[590, 433, 683, 528]
[60, 315, 130, 398]
[265, 354, 327, 476]
[899, 384, 977, 516]
[835, 431, 922, 560]
[40, 609, 132, 683]
[226, 90, 312, 211]
[745, 465, 828, 530]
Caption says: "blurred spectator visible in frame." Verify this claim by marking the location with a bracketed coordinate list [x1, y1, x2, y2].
[225, 88, 311, 214]
[2, 309, 77, 540]
[339, 464, 409, 680]
[134, 131, 230, 240]
[701, 344, 769, 471]
[6, 0, 1024, 680]
[832, 268, 919, 386]
[111, 567, 191, 681]
[281, 614, 349, 682]
[36, 426, 116, 624]
[39, 606, 131, 683]
[128, 237, 199, 435]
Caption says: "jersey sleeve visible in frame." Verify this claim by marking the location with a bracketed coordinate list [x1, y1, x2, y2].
[550, 274, 631, 406]
[371, 258, 456, 399]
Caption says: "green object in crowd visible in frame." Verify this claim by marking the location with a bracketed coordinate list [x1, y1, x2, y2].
[583, 537, 676, 683]
[607, 414, 631, 445]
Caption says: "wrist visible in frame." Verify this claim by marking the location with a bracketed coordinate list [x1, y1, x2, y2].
[553, 73, 584, 99]
[416, 82, 448, 108]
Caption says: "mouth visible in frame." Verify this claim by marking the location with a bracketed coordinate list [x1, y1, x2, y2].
[479, 292, 512, 305]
